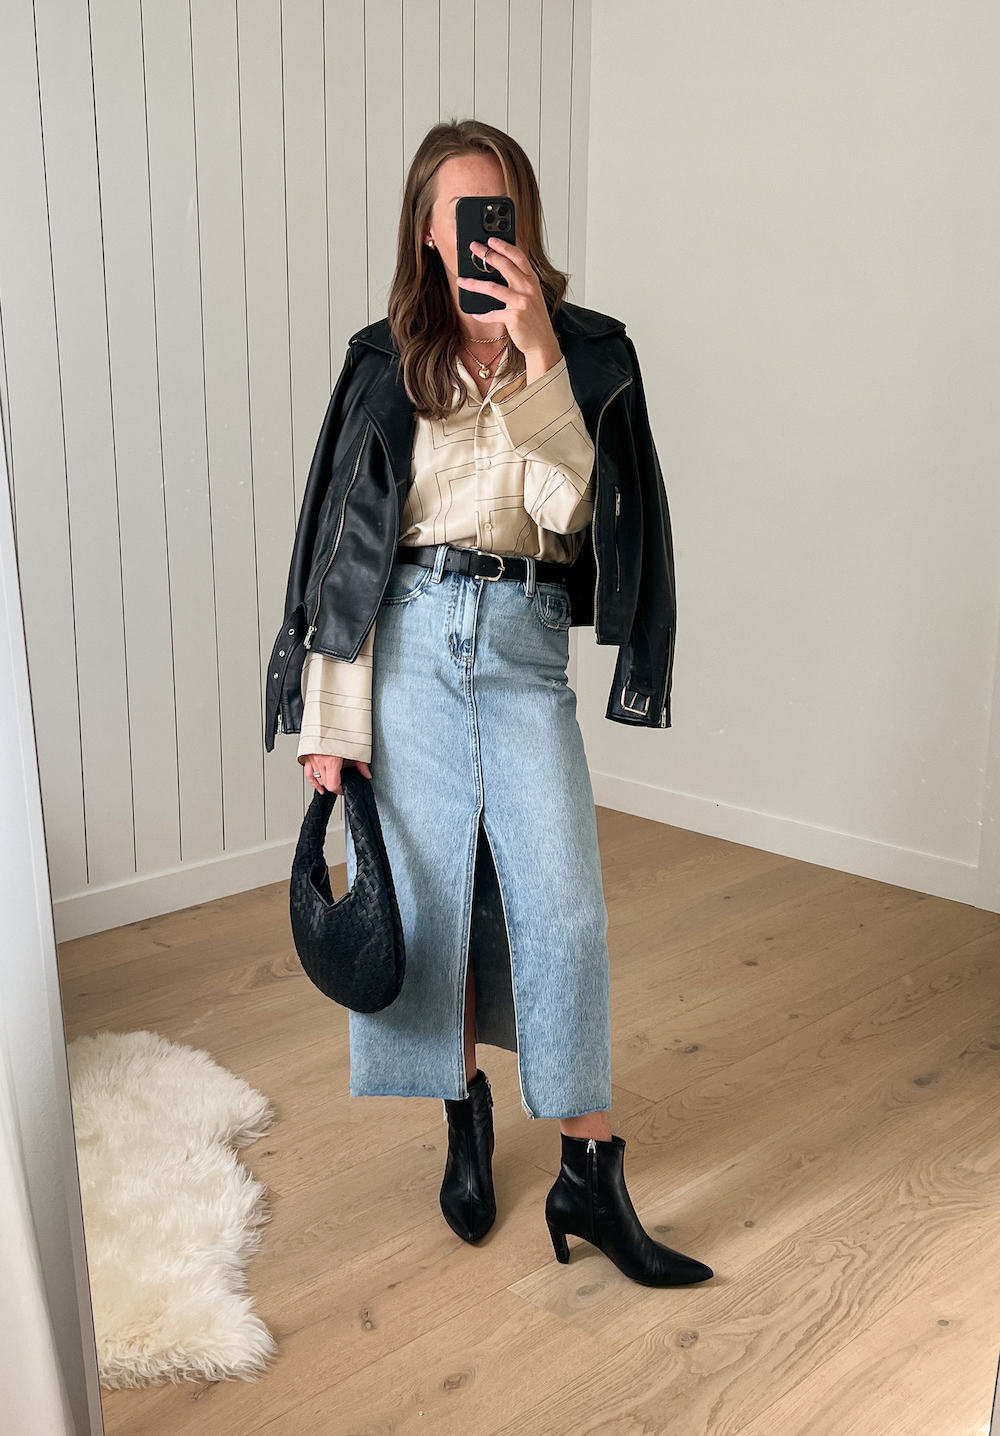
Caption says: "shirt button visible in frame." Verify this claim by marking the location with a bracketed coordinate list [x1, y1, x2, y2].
[476, 456, 491, 469]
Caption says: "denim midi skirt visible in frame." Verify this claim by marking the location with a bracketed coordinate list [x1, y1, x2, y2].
[343, 544, 613, 1120]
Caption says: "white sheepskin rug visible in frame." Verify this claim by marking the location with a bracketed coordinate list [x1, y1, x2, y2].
[66, 1029, 277, 1388]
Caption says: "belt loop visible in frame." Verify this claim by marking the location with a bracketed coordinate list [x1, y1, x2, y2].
[431, 543, 449, 583]
[524, 554, 536, 599]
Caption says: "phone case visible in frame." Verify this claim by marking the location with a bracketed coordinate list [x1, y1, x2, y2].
[456, 195, 517, 315]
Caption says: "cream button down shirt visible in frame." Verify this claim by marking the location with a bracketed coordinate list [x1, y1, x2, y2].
[296, 346, 595, 767]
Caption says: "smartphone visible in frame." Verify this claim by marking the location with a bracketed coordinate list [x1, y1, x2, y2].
[455, 195, 516, 315]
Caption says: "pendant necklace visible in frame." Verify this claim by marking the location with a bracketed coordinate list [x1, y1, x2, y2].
[461, 333, 509, 380]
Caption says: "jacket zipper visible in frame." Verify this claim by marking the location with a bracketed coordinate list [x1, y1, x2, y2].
[659, 625, 674, 726]
[590, 377, 633, 636]
[613, 487, 621, 591]
[587, 1136, 598, 1242]
[355, 439, 402, 649]
[304, 420, 372, 650]
[307, 421, 404, 661]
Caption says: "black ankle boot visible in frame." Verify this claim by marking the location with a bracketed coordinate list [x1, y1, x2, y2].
[545, 1133, 714, 1286]
[440, 1069, 496, 1243]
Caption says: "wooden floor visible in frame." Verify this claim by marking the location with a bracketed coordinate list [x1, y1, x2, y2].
[57, 810, 1000, 1436]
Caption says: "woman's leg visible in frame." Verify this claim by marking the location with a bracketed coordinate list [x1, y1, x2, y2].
[463, 940, 609, 1132]
[464, 959, 478, 1082]
[559, 1110, 612, 1141]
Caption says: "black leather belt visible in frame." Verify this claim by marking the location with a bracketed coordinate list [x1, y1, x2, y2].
[395, 542, 569, 585]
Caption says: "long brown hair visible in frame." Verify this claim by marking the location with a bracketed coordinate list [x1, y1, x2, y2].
[386, 118, 570, 420]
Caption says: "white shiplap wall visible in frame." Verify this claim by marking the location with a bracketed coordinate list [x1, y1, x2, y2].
[0, 0, 592, 939]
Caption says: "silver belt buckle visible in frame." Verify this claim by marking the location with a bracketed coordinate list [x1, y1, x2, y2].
[480, 552, 506, 582]
[621, 684, 651, 716]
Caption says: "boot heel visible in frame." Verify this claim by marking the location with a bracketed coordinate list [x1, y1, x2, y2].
[547, 1219, 570, 1263]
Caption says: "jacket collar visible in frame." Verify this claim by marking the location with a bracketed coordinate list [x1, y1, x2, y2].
[351, 301, 633, 493]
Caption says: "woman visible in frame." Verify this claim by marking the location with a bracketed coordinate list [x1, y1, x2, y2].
[287, 119, 712, 1287]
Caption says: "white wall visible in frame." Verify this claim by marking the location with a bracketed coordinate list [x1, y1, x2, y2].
[578, 0, 1000, 910]
[0, 415, 101, 1431]
[0, 0, 593, 943]
[3, 0, 999, 953]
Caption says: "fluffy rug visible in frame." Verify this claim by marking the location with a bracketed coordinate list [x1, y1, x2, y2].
[66, 1029, 277, 1388]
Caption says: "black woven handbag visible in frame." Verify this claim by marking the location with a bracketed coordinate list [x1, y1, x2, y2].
[289, 764, 406, 1012]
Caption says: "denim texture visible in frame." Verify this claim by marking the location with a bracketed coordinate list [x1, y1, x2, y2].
[343, 545, 613, 1120]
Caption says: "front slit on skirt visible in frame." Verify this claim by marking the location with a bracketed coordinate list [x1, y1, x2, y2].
[342, 544, 613, 1121]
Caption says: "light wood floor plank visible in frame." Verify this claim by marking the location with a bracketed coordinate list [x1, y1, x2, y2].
[56, 811, 998, 1435]
[734, 1165, 1000, 1435]
[491, 1100, 1000, 1436]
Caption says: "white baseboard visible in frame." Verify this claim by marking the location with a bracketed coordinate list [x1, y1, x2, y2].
[53, 766, 998, 944]
[589, 770, 994, 913]
[52, 820, 349, 943]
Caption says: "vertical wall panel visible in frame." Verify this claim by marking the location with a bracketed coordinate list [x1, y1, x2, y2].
[537, 0, 575, 270]
[142, 0, 225, 865]
[567, 0, 591, 301]
[508, 0, 544, 171]
[238, 0, 302, 843]
[403, 0, 441, 160]
[324, 0, 369, 383]
[438, 0, 476, 136]
[364, 0, 405, 314]
[283, 0, 333, 538]
[0, 0, 87, 902]
[474, 0, 510, 126]
[190, 0, 265, 855]
[91, 0, 181, 877]
[0, 0, 594, 937]
[33, 0, 136, 885]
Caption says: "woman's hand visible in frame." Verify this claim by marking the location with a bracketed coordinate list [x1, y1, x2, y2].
[301, 753, 372, 796]
[457, 236, 561, 372]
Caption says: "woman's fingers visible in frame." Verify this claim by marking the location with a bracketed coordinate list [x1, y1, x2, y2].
[471, 235, 530, 277]
[462, 242, 522, 295]
[305, 753, 343, 794]
[457, 276, 528, 312]
[304, 754, 371, 794]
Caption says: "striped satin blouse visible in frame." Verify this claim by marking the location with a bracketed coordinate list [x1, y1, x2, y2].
[296, 344, 596, 768]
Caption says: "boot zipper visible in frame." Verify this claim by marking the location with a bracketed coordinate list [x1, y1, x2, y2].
[587, 1137, 598, 1242]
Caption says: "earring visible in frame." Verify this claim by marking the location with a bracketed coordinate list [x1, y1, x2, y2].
[426, 237, 435, 248]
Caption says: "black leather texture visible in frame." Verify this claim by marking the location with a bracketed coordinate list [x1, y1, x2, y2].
[263, 300, 677, 751]
[288, 765, 406, 1012]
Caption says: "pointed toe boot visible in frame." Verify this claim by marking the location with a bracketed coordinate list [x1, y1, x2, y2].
[544, 1132, 714, 1286]
[440, 1068, 497, 1243]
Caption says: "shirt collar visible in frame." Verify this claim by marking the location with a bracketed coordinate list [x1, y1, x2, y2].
[452, 344, 525, 407]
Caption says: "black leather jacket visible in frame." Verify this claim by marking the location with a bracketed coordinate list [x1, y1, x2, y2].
[264, 299, 676, 752]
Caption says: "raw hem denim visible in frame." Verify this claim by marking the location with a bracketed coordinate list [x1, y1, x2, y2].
[344, 547, 613, 1121]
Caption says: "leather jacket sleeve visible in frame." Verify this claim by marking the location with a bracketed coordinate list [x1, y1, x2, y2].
[280, 342, 359, 623]
[606, 334, 676, 729]
[263, 342, 359, 751]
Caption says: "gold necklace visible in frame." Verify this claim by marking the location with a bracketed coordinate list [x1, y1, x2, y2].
[461, 338, 509, 380]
